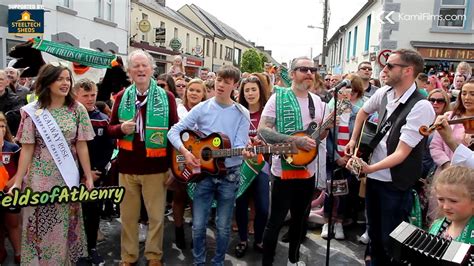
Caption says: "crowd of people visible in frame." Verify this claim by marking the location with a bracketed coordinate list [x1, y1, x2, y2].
[0, 48, 472, 266]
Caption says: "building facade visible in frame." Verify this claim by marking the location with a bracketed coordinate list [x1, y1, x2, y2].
[1, 0, 129, 69]
[326, 0, 474, 76]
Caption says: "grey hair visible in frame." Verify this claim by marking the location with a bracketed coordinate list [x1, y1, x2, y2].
[290, 56, 313, 71]
[127, 49, 155, 69]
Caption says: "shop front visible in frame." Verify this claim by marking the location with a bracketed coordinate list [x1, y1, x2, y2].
[184, 55, 204, 78]
[411, 42, 474, 73]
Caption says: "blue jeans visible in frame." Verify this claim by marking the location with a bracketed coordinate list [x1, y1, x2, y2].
[235, 171, 270, 243]
[366, 178, 412, 266]
[192, 167, 240, 266]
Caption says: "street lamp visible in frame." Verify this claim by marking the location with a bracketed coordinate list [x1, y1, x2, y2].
[307, 25, 323, 60]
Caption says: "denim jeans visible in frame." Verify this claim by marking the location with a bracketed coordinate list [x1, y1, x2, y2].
[192, 167, 240, 266]
[262, 175, 315, 265]
[235, 171, 270, 243]
[366, 178, 412, 266]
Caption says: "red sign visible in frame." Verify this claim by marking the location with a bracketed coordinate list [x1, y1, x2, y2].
[186, 57, 203, 67]
[377, 49, 392, 67]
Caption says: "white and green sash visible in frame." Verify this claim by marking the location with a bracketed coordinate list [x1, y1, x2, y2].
[23, 102, 79, 189]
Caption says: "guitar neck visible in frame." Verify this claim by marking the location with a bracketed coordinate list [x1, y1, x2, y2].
[211, 146, 282, 158]
[310, 109, 336, 139]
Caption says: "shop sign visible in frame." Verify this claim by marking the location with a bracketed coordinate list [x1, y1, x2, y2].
[417, 47, 474, 61]
[169, 38, 182, 51]
[186, 57, 203, 67]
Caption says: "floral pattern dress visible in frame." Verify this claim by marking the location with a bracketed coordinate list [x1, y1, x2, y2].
[17, 103, 95, 265]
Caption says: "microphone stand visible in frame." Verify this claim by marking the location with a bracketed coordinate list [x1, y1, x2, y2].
[325, 85, 339, 266]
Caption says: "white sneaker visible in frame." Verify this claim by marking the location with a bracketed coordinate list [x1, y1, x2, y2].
[359, 230, 370, 245]
[321, 223, 329, 239]
[334, 222, 345, 240]
[287, 260, 306, 266]
[138, 223, 147, 243]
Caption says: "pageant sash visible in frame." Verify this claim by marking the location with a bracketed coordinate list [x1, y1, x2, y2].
[23, 102, 79, 188]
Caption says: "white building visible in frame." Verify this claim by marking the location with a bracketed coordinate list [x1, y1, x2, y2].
[1, 0, 129, 69]
[326, 0, 474, 76]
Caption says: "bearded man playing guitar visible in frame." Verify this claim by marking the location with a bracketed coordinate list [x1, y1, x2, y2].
[167, 65, 252, 266]
[345, 49, 435, 265]
[258, 56, 329, 266]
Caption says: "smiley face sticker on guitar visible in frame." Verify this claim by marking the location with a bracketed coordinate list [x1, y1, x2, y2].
[212, 137, 221, 147]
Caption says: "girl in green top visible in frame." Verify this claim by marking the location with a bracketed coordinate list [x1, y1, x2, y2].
[429, 166, 474, 244]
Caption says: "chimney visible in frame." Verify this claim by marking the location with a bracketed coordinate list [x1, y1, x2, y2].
[156, 0, 166, 6]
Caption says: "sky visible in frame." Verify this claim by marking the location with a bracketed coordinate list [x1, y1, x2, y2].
[167, 0, 368, 65]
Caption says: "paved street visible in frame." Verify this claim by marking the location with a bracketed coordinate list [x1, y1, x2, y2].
[3, 212, 366, 266]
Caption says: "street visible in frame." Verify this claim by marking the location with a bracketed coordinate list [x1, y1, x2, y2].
[3, 210, 366, 265]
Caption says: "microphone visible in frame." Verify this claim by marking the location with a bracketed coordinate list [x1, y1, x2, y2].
[329, 79, 351, 93]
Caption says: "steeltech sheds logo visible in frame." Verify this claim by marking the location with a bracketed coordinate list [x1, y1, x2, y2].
[8, 4, 44, 35]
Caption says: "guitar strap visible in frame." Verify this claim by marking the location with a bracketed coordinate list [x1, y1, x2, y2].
[308, 93, 315, 120]
[367, 88, 418, 150]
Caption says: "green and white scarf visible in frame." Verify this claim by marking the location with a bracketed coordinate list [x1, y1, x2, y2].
[118, 79, 169, 157]
[275, 87, 310, 179]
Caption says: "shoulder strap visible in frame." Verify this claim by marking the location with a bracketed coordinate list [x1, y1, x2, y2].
[368, 88, 419, 149]
[308, 93, 315, 120]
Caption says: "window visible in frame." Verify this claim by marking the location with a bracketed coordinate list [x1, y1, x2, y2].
[195, 37, 199, 47]
[98, 0, 113, 21]
[347, 31, 351, 60]
[365, 15, 371, 52]
[220, 44, 223, 59]
[213, 42, 217, 58]
[233, 48, 242, 66]
[160, 21, 165, 28]
[225, 47, 233, 61]
[352, 26, 358, 57]
[186, 33, 190, 53]
[142, 13, 148, 20]
[206, 40, 210, 56]
[438, 0, 466, 27]
[338, 38, 343, 63]
[59, 0, 72, 8]
[174, 28, 178, 38]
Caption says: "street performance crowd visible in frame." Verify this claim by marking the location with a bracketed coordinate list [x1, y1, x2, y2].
[0, 48, 473, 266]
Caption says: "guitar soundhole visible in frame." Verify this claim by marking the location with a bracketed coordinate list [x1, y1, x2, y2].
[201, 147, 212, 161]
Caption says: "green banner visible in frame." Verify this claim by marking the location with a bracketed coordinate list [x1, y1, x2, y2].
[32, 37, 116, 68]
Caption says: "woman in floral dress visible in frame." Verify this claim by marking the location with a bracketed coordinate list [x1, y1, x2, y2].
[8, 64, 95, 265]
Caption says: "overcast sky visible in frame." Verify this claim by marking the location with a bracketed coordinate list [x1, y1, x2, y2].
[167, 0, 368, 64]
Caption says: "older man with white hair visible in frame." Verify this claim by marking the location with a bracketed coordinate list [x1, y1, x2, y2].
[108, 50, 179, 266]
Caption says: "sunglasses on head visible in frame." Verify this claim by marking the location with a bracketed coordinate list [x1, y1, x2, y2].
[294, 66, 318, 74]
[428, 98, 446, 104]
[385, 62, 409, 70]
[241, 76, 260, 83]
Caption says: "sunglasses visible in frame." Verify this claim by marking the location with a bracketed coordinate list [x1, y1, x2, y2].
[428, 98, 446, 104]
[325, 78, 330, 81]
[294, 66, 318, 74]
[385, 62, 409, 70]
[176, 84, 186, 88]
[359, 67, 373, 71]
[157, 83, 167, 87]
[241, 76, 260, 83]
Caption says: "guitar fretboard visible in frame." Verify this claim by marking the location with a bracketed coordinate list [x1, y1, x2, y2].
[209, 146, 289, 158]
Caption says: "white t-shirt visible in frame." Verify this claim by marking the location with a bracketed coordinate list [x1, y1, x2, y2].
[261, 91, 327, 178]
[362, 84, 435, 182]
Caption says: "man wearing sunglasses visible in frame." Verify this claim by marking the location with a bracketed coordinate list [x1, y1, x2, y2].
[345, 49, 435, 265]
[259, 56, 329, 266]
[357, 61, 379, 98]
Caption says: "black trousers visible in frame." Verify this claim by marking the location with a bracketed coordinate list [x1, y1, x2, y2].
[262, 175, 315, 265]
[82, 199, 102, 251]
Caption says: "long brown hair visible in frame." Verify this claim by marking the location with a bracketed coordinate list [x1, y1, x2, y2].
[238, 75, 268, 111]
[35, 64, 76, 109]
[451, 80, 474, 118]
[0, 112, 15, 143]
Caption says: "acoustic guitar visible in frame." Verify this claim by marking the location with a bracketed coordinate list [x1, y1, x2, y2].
[283, 99, 352, 167]
[171, 130, 298, 183]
